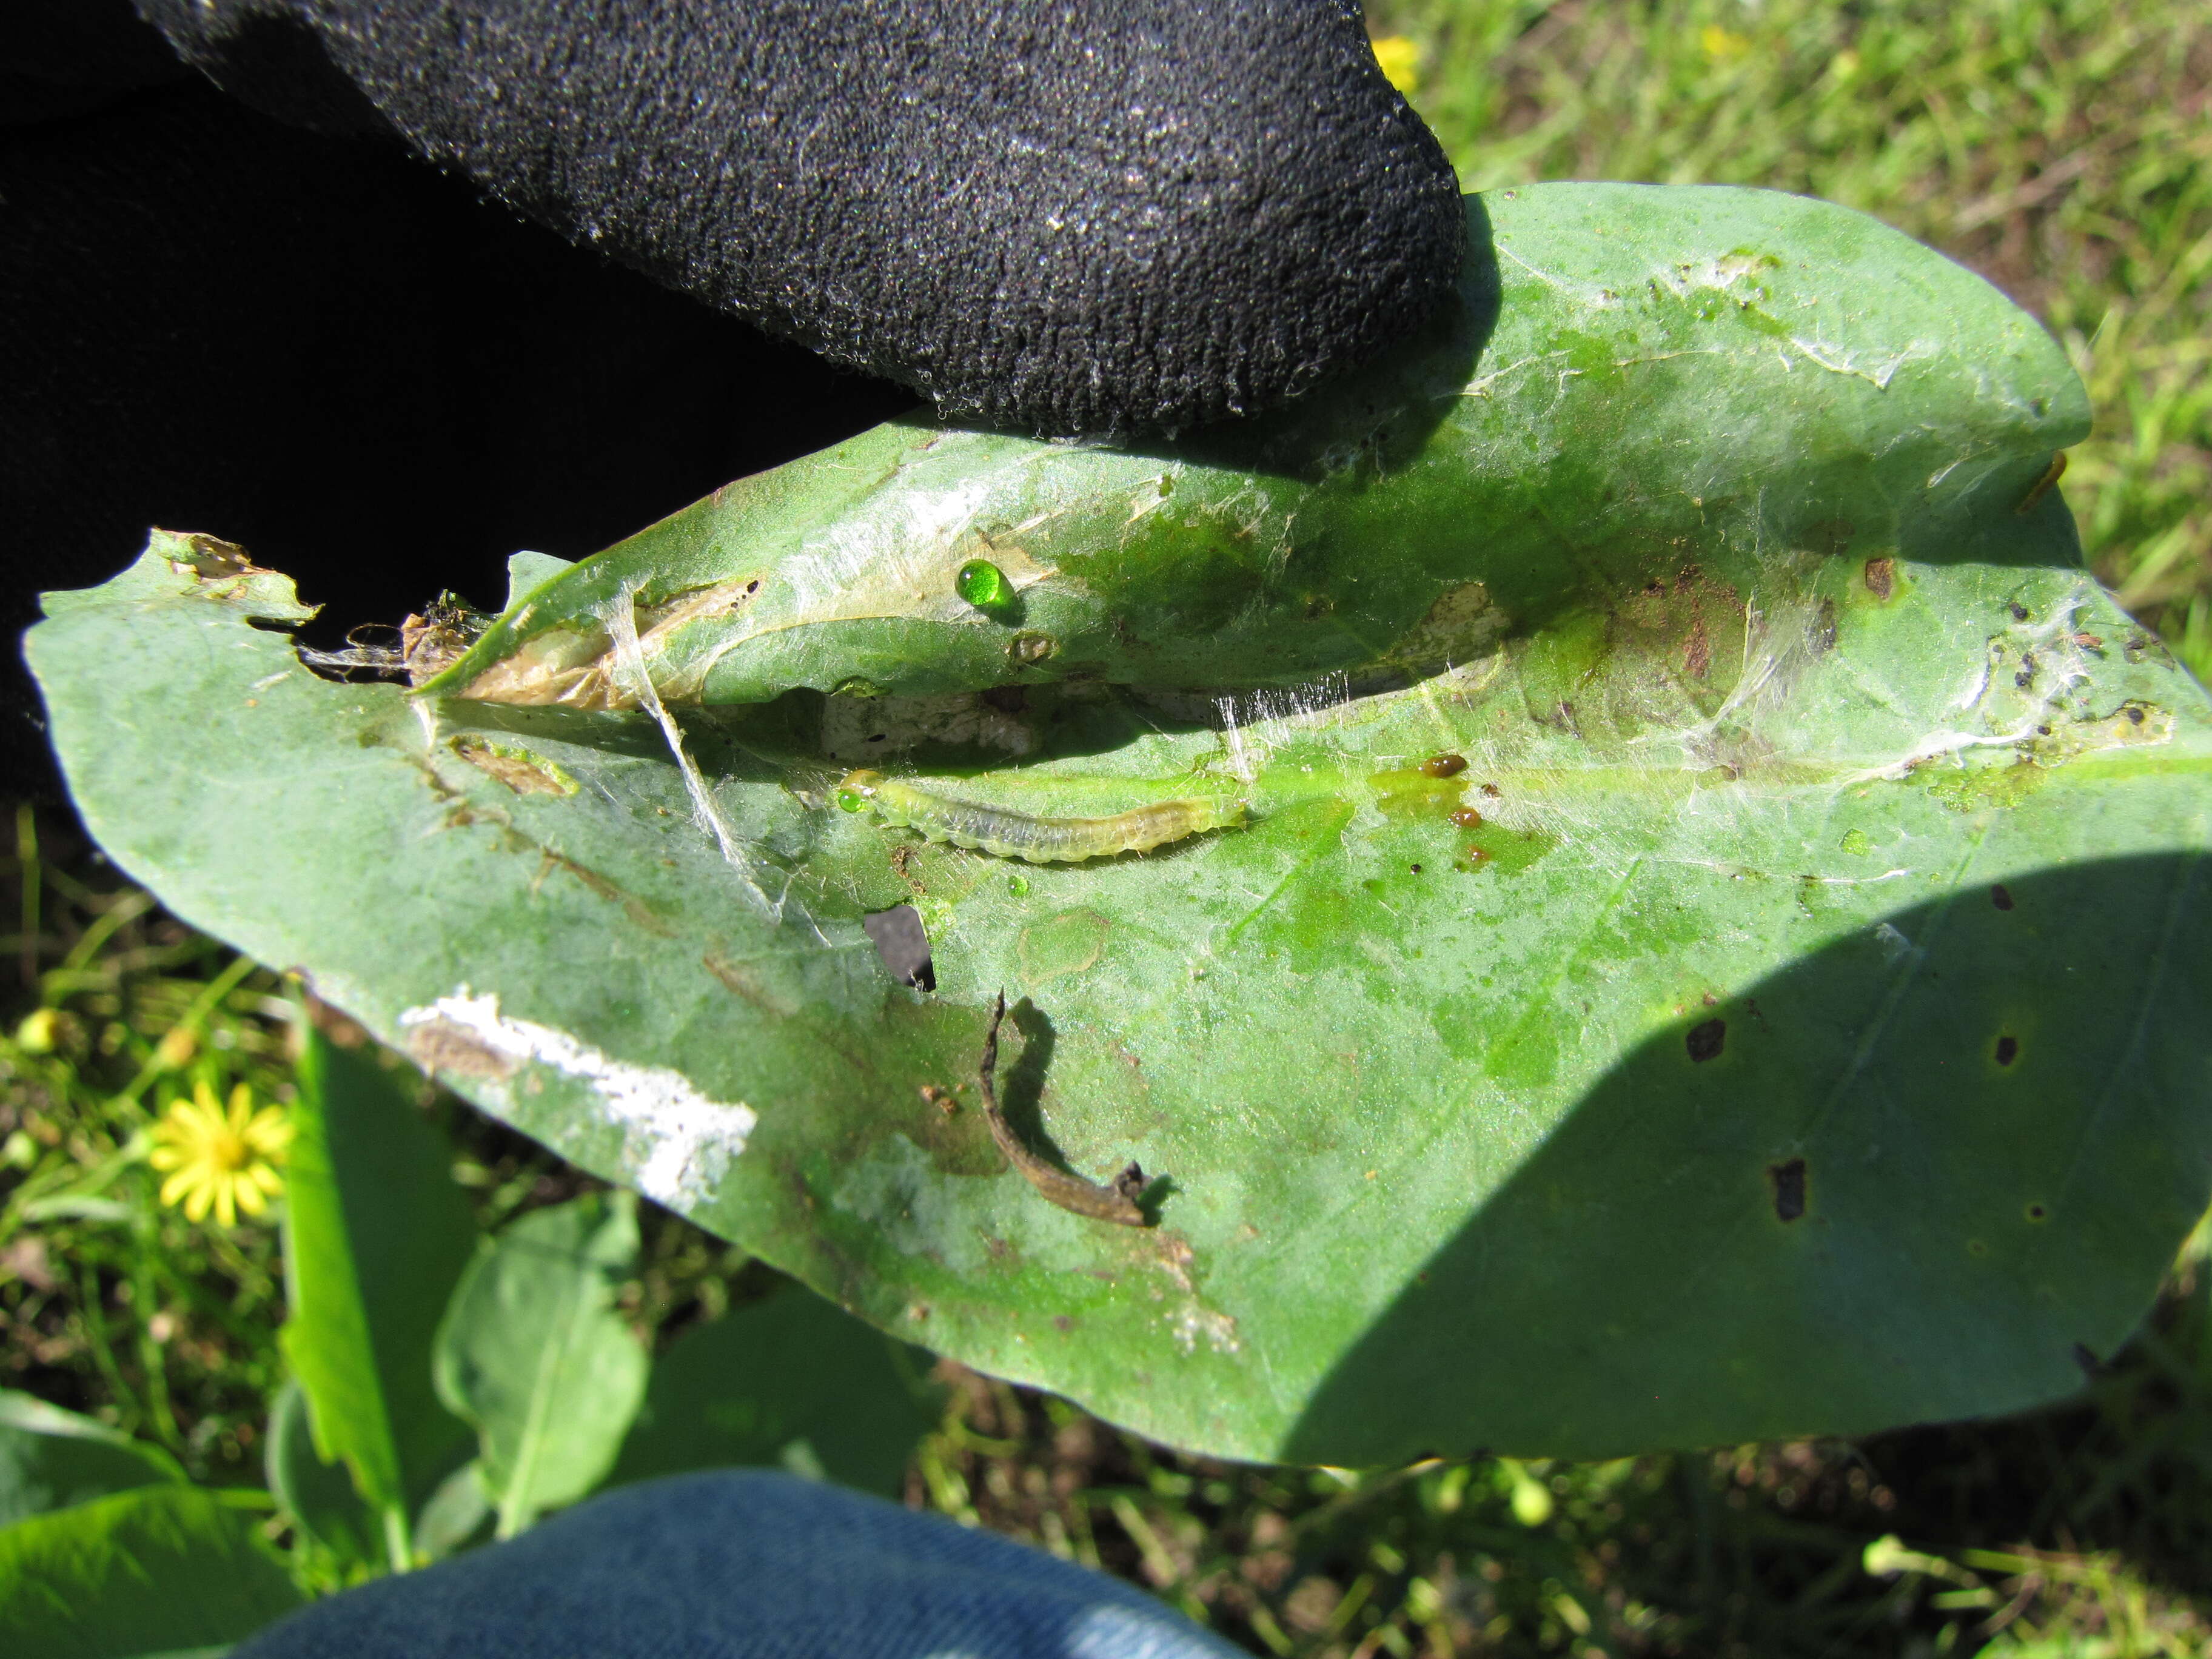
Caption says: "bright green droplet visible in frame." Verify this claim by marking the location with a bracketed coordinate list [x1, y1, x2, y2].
[1007, 873, 1030, 897]
[956, 559, 1010, 609]
[1840, 828, 1873, 856]
[836, 788, 866, 813]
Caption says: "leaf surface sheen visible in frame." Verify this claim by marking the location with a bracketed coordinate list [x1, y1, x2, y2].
[27, 184, 2212, 1465]
[432, 1195, 648, 1536]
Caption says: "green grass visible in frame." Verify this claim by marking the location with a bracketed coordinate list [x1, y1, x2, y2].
[8, 2, 2212, 1651]
[1373, 0, 2212, 682]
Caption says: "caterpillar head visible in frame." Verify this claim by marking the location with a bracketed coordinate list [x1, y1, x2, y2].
[836, 770, 886, 812]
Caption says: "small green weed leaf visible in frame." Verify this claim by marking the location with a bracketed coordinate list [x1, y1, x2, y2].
[0, 1485, 303, 1657]
[411, 1460, 492, 1563]
[432, 1193, 648, 1537]
[610, 1282, 940, 1499]
[28, 184, 2212, 1465]
[277, 1025, 476, 1558]
[0, 1391, 183, 1527]
[263, 1380, 375, 1569]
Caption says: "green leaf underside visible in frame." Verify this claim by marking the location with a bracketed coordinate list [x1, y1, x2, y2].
[0, 1486, 303, 1657]
[264, 1379, 378, 1567]
[432, 1195, 648, 1536]
[608, 1284, 940, 1500]
[29, 183, 2212, 1464]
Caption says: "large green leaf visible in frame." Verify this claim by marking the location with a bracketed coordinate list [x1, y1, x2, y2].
[278, 1024, 477, 1564]
[0, 1486, 303, 1658]
[0, 1392, 184, 1528]
[609, 1282, 940, 1499]
[263, 1381, 377, 1570]
[432, 1193, 648, 1538]
[421, 186, 2080, 714]
[27, 183, 2212, 1466]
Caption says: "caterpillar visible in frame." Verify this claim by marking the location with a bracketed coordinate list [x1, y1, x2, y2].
[836, 769, 1245, 863]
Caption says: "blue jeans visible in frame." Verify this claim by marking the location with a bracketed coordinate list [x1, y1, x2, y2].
[236, 1470, 1245, 1658]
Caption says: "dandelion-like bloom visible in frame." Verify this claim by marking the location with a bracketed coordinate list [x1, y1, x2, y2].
[1370, 34, 1421, 96]
[148, 1081, 293, 1227]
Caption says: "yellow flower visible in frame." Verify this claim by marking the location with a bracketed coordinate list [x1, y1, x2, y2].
[1700, 24, 1751, 62]
[1370, 35, 1421, 96]
[148, 1080, 293, 1227]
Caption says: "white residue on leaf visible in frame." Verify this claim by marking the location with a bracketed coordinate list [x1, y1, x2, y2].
[1171, 1305, 1241, 1356]
[603, 588, 779, 920]
[1871, 921, 1919, 965]
[1785, 334, 1925, 390]
[398, 987, 756, 1208]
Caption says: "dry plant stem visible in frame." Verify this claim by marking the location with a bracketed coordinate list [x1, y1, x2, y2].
[977, 991, 1149, 1227]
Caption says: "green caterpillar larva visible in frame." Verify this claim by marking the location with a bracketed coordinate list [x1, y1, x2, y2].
[836, 769, 1245, 863]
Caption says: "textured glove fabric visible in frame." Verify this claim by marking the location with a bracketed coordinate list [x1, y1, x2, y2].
[134, 0, 1467, 434]
[232, 1470, 1245, 1659]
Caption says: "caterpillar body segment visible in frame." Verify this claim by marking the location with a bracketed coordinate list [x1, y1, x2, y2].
[836, 769, 1245, 863]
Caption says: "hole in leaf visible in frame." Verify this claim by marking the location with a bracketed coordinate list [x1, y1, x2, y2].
[1991, 883, 2015, 911]
[863, 905, 934, 991]
[1685, 1017, 1726, 1064]
[1995, 1035, 2019, 1067]
[1769, 1158, 1807, 1222]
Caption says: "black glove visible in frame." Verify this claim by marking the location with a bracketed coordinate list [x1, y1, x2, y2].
[132, 0, 1466, 434]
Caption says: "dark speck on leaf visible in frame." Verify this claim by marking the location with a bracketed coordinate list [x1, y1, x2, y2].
[863, 905, 934, 991]
[1863, 557, 1897, 600]
[1995, 1035, 2019, 1067]
[2125, 704, 2146, 725]
[1769, 1158, 1807, 1222]
[2009, 602, 2030, 622]
[1991, 883, 2014, 911]
[1686, 1017, 1726, 1063]
[1811, 598, 1838, 654]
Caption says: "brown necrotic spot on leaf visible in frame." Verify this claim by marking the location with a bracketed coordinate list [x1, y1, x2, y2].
[1683, 614, 1712, 679]
[406, 1017, 521, 1082]
[1769, 1157, 1807, 1222]
[1994, 1035, 2019, 1067]
[531, 848, 674, 937]
[703, 951, 803, 1017]
[451, 735, 579, 797]
[164, 531, 263, 580]
[1863, 557, 1897, 600]
[1685, 1017, 1726, 1064]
